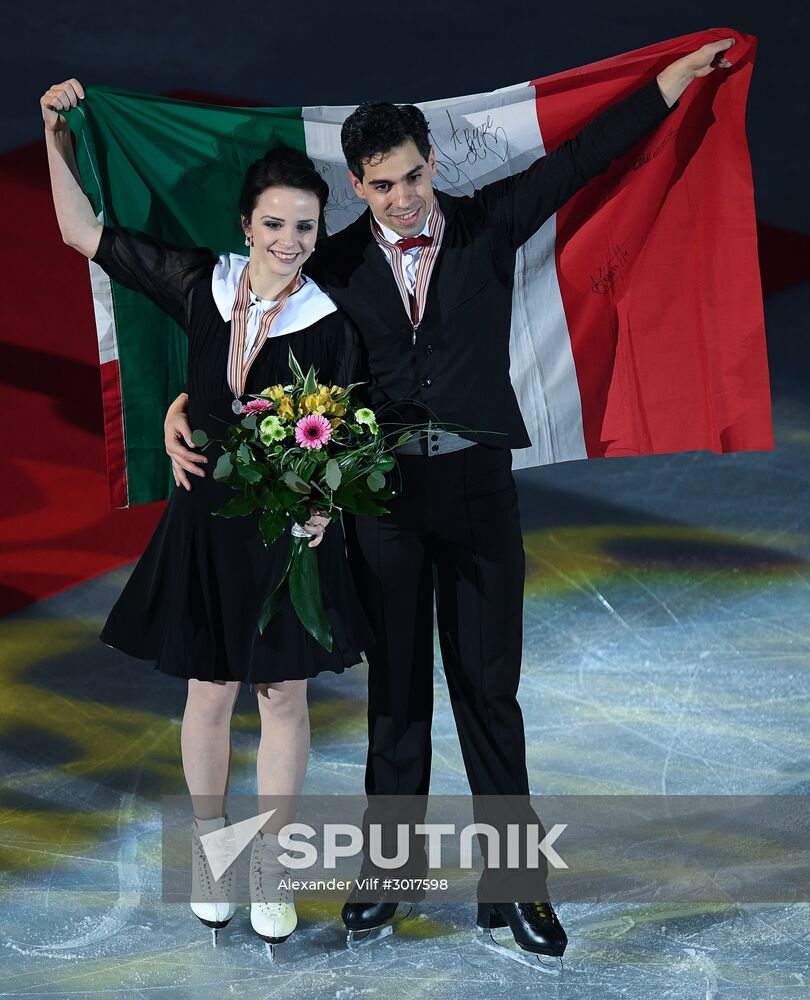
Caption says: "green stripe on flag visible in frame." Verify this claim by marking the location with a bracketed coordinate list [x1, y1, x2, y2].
[68, 88, 307, 504]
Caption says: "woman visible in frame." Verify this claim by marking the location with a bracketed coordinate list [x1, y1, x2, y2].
[41, 78, 371, 949]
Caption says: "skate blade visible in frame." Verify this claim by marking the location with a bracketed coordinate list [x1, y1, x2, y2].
[346, 905, 413, 951]
[476, 929, 564, 975]
[264, 942, 276, 963]
[208, 923, 233, 948]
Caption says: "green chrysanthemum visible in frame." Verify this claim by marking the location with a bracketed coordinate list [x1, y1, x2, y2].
[355, 407, 378, 432]
[259, 415, 290, 444]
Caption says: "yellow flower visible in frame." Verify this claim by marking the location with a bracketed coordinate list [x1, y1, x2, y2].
[277, 395, 297, 420]
[308, 387, 346, 417]
[261, 384, 287, 402]
[301, 389, 331, 415]
[329, 417, 344, 430]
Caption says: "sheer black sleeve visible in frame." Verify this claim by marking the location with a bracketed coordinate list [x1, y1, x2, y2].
[475, 78, 678, 251]
[92, 226, 215, 331]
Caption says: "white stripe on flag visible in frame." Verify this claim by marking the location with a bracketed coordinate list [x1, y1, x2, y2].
[512, 218, 588, 469]
[303, 106, 365, 235]
[302, 80, 587, 469]
[88, 259, 118, 365]
[87, 208, 119, 365]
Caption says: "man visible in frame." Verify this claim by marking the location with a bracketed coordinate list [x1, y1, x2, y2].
[165, 39, 735, 960]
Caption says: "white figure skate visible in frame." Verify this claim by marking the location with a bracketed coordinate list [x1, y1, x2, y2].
[190, 815, 238, 947]
[249, 830, 297, 961]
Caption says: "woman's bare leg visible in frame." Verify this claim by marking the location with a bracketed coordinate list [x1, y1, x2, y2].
[181, 679, 241, 820]
[255, 680, 310, 831]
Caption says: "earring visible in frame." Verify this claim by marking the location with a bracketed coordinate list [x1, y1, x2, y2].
[244, 235, 252, 247]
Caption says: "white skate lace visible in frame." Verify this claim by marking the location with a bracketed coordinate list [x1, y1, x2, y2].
[250, 835, 292, 911]
[192, 826, 236, 904]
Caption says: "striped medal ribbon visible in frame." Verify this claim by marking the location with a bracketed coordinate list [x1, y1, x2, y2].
[227, 263, 302, 412]
[371, 199, 445, 344]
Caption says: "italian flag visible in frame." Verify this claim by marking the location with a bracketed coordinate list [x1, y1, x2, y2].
[68, 27, 771, 507]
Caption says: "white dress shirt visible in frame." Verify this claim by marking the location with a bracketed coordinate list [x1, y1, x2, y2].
[374, 217, 431, 295]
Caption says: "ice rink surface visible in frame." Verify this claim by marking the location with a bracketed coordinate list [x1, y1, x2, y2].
[1, 285, 808, 997]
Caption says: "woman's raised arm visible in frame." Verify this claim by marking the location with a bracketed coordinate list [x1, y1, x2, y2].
[41, 79, 102, 258]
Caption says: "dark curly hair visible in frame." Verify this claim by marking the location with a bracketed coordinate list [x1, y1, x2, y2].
[341, 103, 431, 181]
[238, 144, 329, 221]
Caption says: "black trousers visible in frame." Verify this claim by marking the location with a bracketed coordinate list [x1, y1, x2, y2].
[345, 444, 549, 899]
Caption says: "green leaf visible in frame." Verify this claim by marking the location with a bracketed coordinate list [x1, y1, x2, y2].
[237, 464, 263, 484]
[282, 470, 311, 494]
[259, 508, 287, 546]
[212, 452, 234, 481]
[302, 364, 318, 395]
[341, 494, 389, 516]
[289, 540, 333, 651]
[259, 488, 281, 510]
[216, 495, 259, 518]
[277, 488, 300, 507]
[258, 591, 282, 634]
[241, 414, 257, 431]
[238, 442, 252, 465]
[396, 431, 414, 447]
[287, 347, 305, 385]
[332, 484, 358, 507]
[324, 459, 342, 490]
[339, 380, 367, 397]
[367, 470, 386, 493]
[291, 501, 311, 525]
[191, 428, 209, 447]
[258, 542, 295, 634]
[375, 454, 396, 472]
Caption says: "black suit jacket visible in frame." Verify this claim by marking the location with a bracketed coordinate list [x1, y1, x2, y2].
[307, 78, 676, 449]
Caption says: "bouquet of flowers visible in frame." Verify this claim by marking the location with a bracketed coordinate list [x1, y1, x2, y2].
[191, 349, 412, 651]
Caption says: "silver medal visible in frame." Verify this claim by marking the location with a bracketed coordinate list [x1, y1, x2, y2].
[231, 398, 243, 415]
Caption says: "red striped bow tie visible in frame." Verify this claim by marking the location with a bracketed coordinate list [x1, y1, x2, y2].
[396, 235, 433, 251]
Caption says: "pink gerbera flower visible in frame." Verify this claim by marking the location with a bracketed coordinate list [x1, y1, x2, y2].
[295, 413, 333, 450]
[242, 398, 274, 416]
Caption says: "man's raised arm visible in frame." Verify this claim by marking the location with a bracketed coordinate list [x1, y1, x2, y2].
[475, 38, 735, 251]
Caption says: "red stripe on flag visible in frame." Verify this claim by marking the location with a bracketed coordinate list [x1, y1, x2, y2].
[99, 358, 128, 508]
[532, 29, 773, 458]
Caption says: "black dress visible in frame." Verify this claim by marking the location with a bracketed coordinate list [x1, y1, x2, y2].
[96, 227, 372, 683]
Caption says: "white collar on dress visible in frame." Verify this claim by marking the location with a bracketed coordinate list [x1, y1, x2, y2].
[211, 253, 337, 337]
